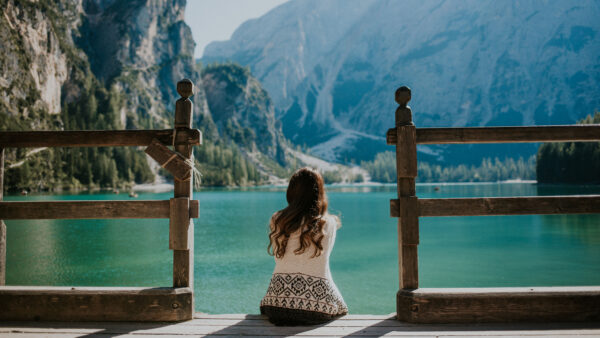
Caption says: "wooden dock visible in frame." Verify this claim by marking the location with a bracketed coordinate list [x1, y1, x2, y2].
[1, 314, 599, 337]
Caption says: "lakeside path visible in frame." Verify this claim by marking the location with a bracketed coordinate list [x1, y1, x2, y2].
[1, 314, 600, 337]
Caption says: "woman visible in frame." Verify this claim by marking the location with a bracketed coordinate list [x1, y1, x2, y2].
[260, 167, 347, 325]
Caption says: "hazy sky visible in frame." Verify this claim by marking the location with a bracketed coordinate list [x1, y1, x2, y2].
[185, 0, 289, 59]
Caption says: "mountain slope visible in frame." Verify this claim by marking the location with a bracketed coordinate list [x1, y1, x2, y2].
[203, 0, 600, 163]
[0, 0, 292, 190]
[202, 63, 287, 165]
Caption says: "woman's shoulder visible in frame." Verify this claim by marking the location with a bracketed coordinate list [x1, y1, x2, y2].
[324, 213, 341, 230]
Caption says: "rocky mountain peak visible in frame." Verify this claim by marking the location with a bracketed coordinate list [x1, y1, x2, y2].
[204, 0, 600, 163]
[202, 63, 287, 164]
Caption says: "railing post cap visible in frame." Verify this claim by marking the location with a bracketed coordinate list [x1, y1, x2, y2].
[395, 86, 411, 106]
[177, 79, 194, 99]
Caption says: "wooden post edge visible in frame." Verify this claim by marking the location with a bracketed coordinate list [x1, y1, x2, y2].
[0, 286, 193, 322]
[172, 79, 195, 291]
[0, 147, 4, 286]
[397, 287, 600, 323]
[170, 197, 191, 250]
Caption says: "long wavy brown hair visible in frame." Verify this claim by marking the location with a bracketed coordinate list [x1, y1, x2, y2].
[268, 167, 328, 258]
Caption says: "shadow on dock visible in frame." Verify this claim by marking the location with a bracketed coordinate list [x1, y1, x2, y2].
[1, 314, 600, 337]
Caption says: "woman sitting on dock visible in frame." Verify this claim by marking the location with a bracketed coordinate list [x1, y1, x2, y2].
[260, 167, 348, 325]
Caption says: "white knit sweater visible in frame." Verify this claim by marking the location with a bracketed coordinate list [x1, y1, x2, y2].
[272, 213, 341, 278]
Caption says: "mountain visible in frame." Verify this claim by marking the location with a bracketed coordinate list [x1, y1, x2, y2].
[0, 0, 289, 190]
[202, 63, 287, 165]
[203, 0, 600, 163]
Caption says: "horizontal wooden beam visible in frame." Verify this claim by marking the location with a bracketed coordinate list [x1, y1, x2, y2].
[386, 125, 600, 145]
[415, 195, 600, 217]
[0, 286, 192, 321]
[0, 200, 200, 219]
[397, 286, 600, 323]
[0, 129, 202, 148]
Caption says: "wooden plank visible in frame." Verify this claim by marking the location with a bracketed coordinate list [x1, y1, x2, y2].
[145, 139, 192, 181]
[415, 125, 600, 144]
[395, 126, 418, 177]
[0, 286, 192, 321]
[399, 245, 418, 290]
[393, 87, 419, 291]
[0, 147, 5, 285]
[387, 125, 600, 145]
[172, 79, 195, 294]
[0, 129, 201, 148]
[387, 127, 397, 145]
[4, 320, 599, 337]
[189, 200, 199, 218]
[397, 287, 600, 323]
[169, 198, 191, 250]
[390, 198, 419, 245]
[418, 195, 600, 217]
[0, 200, 170, 219]
[1, 314, 600, 336]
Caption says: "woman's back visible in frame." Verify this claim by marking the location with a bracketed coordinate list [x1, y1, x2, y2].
[260, 168, 347, 326]
[273, 214, 339, 278]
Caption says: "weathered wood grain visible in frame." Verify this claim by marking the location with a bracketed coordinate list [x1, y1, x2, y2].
[189, 199, 199, 218]
[387, 125, 600, 145]
[395, 126, 418, 177]
[145, 139, 192, 181]
[3, 313, 598, 336]
[418, 195, 600, 216]
[172, 79, 195, 295]
[399, 245, 418, 290]
[170, 198, 191, 250]
[390, 197, 419, 245]
[0, 147, 5, 285]
[0, 200, 200, 220]
[397, 287, 600, 323]
[393, 86, 419, 291]
[0, 200, 172, 219]
[0, 129, 201, 148]
[0, 286, 192, 322]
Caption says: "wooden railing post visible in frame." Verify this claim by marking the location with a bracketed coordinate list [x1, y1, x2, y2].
[0, 147, 5, 285]
[393, 86, 419, 290]
[172, 79, 194, 297]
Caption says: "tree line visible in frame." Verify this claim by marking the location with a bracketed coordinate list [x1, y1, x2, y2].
[361, 152, 536, 183]
[536, 112, 600, 184]
[194, 141, 264, 186]
[5, 77, 154, 192]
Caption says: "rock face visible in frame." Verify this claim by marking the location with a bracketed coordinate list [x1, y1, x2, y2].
[0, 0, 78, 125]
[202, 63, 287, 164]
[204, 0, 600, 163]
[76, 0, 214, 131]
[0, 0, 214, 131]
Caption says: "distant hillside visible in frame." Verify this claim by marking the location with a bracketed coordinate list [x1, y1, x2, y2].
[196, 62, 290, 186]
[0, 0, 296, 191]
[204, 0, 600, 163]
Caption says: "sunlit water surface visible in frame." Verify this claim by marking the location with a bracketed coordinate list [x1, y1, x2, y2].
[5, 183, 600, 314]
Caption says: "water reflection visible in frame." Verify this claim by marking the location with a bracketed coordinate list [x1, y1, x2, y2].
[537, 184, 600, 196]
[540, 214, 600, 246]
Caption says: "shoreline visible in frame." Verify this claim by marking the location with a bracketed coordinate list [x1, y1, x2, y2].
[11, 179, 600, 196]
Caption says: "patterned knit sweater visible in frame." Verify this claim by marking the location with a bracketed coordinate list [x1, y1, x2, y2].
[260, 214, 348, 316]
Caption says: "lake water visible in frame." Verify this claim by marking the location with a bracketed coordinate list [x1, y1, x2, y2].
[4, 183, 600, 314]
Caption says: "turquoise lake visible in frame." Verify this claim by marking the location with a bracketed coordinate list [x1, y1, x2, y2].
[4, 183, 600, 314]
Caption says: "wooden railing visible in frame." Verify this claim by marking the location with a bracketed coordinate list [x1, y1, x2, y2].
[0, 79, 201, 322]
[387, 86, 600, 323]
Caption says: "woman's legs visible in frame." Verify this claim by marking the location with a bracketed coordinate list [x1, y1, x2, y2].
[260, 305, 338, 326]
